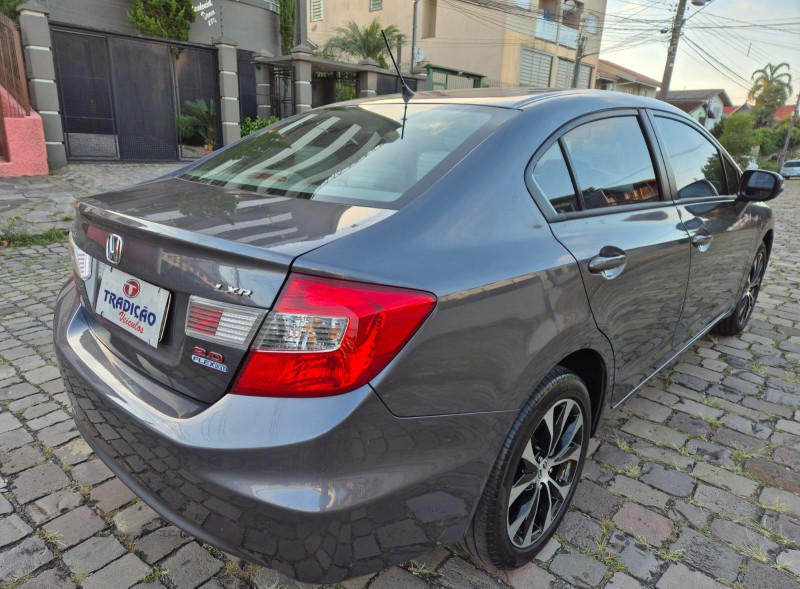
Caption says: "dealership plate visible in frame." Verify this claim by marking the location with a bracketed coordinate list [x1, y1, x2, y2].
[95, 267, 171, 347]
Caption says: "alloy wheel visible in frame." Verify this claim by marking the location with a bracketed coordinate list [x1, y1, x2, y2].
[506, 398, 584, 548]
[736, 249, 766, 325]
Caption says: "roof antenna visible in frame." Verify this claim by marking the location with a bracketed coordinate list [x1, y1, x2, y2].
[381, 30, 414, 104]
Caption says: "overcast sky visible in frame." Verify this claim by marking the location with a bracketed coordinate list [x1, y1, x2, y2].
[598, 0, 800, 104]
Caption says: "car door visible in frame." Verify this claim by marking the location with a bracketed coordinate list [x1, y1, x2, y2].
[528, 111, 691, 405]
[648, 113, 756, 347]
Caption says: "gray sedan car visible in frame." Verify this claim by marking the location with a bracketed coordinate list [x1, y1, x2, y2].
[54, 89, 782, 583]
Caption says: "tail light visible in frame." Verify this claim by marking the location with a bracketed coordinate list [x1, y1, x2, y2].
[231, 274, 436, 397]
[68, 233, 93, 280]
[185, 296, 264, 349]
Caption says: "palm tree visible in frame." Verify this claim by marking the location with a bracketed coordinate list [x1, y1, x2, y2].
[323, 19, 405, 69]
[748, 62, 793, 103]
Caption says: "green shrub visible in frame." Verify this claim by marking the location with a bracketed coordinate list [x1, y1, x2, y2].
[178, 115, 198, 142]
[0, 0, 23, 20]
[181, 98, 216, 145]
[240, 116, 280, 137]
[128, 0, 196, 42]
[758, 161, 779, 172]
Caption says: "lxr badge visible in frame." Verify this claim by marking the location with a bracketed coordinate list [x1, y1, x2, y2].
[191, 346, 228, 373]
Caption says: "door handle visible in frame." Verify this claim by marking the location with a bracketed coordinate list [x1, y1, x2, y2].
[588, 253, 627, 274]
[691, 233, 713, 251]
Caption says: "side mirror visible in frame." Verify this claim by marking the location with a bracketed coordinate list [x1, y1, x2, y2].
[738, 169, 784, 201]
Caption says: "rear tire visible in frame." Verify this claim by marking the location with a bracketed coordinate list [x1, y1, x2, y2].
[714, 242, 767, 336]
[467, 367, 591, 568]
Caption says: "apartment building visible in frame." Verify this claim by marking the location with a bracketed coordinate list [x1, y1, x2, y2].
[306, 0, 607, 89]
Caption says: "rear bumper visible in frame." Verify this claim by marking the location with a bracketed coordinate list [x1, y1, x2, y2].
[54, 282, 513, 583]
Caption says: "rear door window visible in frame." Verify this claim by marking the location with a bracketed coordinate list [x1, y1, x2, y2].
[653, 116, 728, 198]
[561, 116, 661, 210]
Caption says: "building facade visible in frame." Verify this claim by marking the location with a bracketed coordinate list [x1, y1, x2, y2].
[306, 0, 607, 90]
[596, 59, 659, 98]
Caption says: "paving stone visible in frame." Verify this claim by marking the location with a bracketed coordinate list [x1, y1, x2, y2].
[251, 568, 301, 589]
[606, 532, 659, 583]
[548, 550, 607, 589]
[762, 512, 800, 545]
[533, 537, 560, 563]
[91, 478, 136, 513]
[721, 414, 772, 439]
[629, 440, 694, 470]
[0, 514, 32, 549]
[693, 484, 759, 520]
[742, 560, 800, 589]
[745, 457, 800, 494]
[776, 549, 800, 577]
[7, 393, 47, 413]
[692, 461, 758, 496]
[27, 409, 71, 431]
[674, 363, 723, 384]
[743, 397, 795, 419]
[136, 526, 191, 564]
[0, 536, 53, 582]
[766, 389, 800, 408]
[705, 383, 743, 403]
[82, 553, 151, 589]
[667, 499, 709, 529]
[667, 411, 712, 437]
[11, 462, 70, 504]
[624, 397, 672, 423]
[0, 495, 11, 515]
[674, 398, 724, 420]
[558, 511, 602, 551]
[22, 402, 60, 421]
[640, 463, 694, 497]
[36, 420, 80, 447]
[161, 543, 224, 589]
[0, 413, 22, 435]
[713, 427, 767, 453]
[610, 475, 670, 508]
[0, 428, 34, 452]
[778, 419, 800, 437]
[622, 418, 687, 447]
[594, 445, 638, 470]
[71, 458, 114, 487]
[25, 489, 83, 525]
[0, 382, 38, 402]
[656, 563, 726, 589]
[761, 487, 800, 518]
[605, 572, 643, 589]
[0, 444, 44, 475]
[369, 567, 428, 589]
[24, 365, 61, 385]
[42, 505, 106, 549]
[62, 535, 127, 574]
[113, 503, 161, 537]
[612, 503, 673, 547]
[581, 461, 614, 484]
[639, 387, 680, 407]
[54, 437, 93, 466]
[436, 557, 506, 589]
[670, 527, 743, 582]
[686, 438, 735, 467]
[772, 431, 800, 452]
[722, 375, 762, 396]
[774, 447, 800, 470]
[506, 561, 559, 588]
[710, 518, 778, 554]
[572, 479, 619, 519]
[16, 568, 76, 589]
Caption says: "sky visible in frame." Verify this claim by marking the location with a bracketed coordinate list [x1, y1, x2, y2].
[598, 0, 800, 104]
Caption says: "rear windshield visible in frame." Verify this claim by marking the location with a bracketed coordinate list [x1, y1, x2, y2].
[786, 161, 800, 168]
[181, 103, 514, 208]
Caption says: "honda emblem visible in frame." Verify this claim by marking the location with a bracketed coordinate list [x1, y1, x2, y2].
[106, 234, 123, 265]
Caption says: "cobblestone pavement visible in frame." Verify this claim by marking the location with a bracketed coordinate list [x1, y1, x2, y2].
[0, 163, 184, 234]
[0, 169, 799, 589]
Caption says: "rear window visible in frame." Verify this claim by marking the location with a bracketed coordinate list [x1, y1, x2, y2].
[181, 103, 514, 208]
[786, 161, 800, 168]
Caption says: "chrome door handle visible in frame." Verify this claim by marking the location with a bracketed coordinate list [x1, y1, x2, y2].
[588, 253, 627, 274]
[691, 233, 713, 251]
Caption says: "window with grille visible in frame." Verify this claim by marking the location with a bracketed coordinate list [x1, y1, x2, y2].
[370, 0, 383, 10]
[311, 0, 323, 21]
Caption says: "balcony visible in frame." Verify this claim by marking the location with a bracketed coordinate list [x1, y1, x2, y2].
[534, 13, 579, 49]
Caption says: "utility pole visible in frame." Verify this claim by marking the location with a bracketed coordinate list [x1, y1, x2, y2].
[657, 0, 688, 102]
[411, 0, 419, 72]
[778, 91, 800, 169]
[571, 32, 587, 88]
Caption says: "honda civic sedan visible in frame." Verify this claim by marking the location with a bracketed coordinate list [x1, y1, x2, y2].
[54, 89, 782, 583]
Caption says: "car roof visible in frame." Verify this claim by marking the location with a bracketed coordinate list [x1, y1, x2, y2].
[352, 88, 688, 116]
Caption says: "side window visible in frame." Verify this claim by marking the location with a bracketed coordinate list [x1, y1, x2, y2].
[532, 142, 578, 213]
[561, 116, 660, 209]
[722, 157, 740, 195]
[653, 117, 727, 198]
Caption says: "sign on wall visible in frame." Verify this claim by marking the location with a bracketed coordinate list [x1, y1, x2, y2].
[193, 0, 217, 27]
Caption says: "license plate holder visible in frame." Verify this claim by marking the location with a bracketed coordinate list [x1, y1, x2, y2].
[95, 267, 171, 347]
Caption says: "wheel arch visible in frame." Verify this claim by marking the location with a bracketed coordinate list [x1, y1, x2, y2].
[763, 229, 774, 260]
[557, 348, 609, 435]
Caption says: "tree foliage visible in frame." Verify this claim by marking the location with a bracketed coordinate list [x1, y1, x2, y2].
[748, 63, 792, 128]
[278, 0, 294, 55]
[128, 0, 196, 42]
[322, 19, 405, 69]
[0, 0, 23, 20]
[717, 114, 754, 157]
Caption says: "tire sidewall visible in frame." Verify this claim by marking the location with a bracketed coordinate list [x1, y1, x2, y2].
[484, 371, 591, 567]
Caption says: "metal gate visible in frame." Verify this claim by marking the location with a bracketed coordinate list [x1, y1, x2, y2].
[269, 65, 295, 119]
[0, 13, 31, 162]
[51, 27, 218, 161]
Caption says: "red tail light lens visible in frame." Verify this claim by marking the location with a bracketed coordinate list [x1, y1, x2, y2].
[230, 274, 436, 397]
